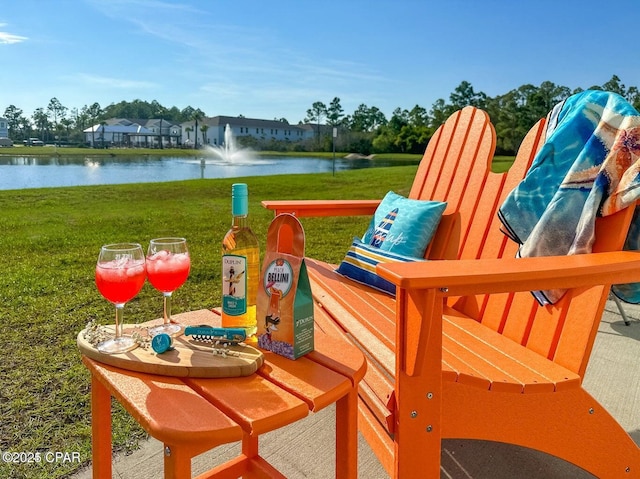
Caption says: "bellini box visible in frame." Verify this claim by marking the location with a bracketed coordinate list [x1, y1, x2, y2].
[257, 214, 314, 359]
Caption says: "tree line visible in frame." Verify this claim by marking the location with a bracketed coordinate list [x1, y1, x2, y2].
[2, 99, 206, 147]
[2, 75, 636, 154]
[320, 74, 638, 155]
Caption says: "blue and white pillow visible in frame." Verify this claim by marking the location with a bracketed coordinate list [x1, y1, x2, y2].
[362, 191, 446, 258]
[336, 238, 424, 295]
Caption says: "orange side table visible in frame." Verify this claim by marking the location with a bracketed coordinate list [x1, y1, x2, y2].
[82, 309, 366, 479]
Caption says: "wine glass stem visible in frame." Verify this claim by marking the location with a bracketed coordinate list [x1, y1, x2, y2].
[115, 303, 125, 339]
[163, 292, 173, 325]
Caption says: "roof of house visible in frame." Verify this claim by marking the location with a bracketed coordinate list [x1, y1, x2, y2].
[105, 118, 180, 128]
[83, 124, 154, 134]
[182, 116, 294, 129]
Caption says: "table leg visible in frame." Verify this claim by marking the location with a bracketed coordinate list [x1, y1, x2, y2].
[240, 433, 287, 479]
[91, 375, 112, 479]
[335, 389, 358, 479]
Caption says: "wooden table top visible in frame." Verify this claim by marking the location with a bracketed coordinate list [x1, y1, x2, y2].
[82, 309, 367, 451]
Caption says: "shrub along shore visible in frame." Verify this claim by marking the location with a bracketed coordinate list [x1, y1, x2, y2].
[0, 158, 513, 478]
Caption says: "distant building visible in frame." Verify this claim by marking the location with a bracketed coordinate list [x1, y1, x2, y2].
[0, 117, 8, 138]
[180, 116, 315, 148]
[83, 118, 181, 147]
[83, 115, 326, 149]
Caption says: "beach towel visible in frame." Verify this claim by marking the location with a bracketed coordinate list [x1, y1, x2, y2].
[498, 90, 640, 304]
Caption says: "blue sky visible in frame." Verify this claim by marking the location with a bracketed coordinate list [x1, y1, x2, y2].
[2, 0, 640, 124]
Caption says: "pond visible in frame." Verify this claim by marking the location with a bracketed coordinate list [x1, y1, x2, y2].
[0, 155, 419, 190]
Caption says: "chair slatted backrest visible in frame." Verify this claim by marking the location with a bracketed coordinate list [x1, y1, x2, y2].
[444, 118, 543, 321]
[422, 112, 546, 321]
[448, 115, 636, 377]
[410, 107, 497, 261]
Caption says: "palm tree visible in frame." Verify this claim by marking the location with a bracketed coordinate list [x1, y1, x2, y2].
[305, 101, 327, 148]
[86, 103, 102, 147]
[99, 121, 106, 148]
[193, 113, 202, 149]
[200, 124, 209, 145]
[31, 108, 49, 142]
[47, 97, 67, 146]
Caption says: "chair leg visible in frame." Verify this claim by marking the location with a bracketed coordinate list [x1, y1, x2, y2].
[442, 382, 640, 477]
[612, 294, 632, 325]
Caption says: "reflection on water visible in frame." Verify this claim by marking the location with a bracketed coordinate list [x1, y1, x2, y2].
[0, 155, 419, 190]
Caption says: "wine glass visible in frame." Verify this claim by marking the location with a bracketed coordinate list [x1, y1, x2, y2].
[95, 243, 146, 354]
[146, 237, 191, 336]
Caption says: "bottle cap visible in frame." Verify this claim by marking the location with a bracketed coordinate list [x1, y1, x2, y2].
[151, 333, 173, 354]
[232, 183, 248, 216]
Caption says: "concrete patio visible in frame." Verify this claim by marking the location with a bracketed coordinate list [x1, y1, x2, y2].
[71, 299, 640, 478]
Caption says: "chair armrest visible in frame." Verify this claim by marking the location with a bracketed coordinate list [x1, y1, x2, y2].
[378, 251, 640, 377]
[261, 199, 380, 217]
[377, 251, 640, 296]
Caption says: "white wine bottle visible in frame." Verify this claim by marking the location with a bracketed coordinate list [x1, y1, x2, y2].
[221, 183, 260, 336]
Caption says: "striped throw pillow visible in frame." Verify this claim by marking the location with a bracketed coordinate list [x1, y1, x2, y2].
[335, 238, 424, 295]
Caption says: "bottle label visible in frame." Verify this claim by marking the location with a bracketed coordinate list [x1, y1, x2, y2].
[263, 258, 293, 298]
[222, 254, 247, 316]
[263, 258, 292, 319]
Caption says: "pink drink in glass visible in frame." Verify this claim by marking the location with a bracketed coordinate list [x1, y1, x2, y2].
[95, 243, 146, 354]
[147, 238, 190, 337]
[95, 258, 146, 304]
[146, 251, 191, 293]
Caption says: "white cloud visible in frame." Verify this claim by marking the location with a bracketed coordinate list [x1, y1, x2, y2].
[0, 25, 27, 44]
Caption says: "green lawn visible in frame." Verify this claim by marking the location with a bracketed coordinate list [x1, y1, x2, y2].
[492, 155, 516, 173]
[0, 157, 513, 478]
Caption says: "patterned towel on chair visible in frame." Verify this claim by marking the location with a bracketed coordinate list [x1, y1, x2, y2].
[498, 90, 640, 304]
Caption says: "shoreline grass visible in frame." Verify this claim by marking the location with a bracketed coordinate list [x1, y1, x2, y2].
[0, 156, 514, 478]
[0, 145, 422, 161]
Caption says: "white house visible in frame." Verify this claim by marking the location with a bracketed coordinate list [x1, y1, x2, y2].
[133, 119, 182, 147]
[180, 116, 316, 148]
[83, 118, 181, 147]
[82, 115, 324, 148]
[0, 117, 9, 138]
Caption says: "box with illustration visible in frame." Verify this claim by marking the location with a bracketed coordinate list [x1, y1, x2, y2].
[257, 213, 314, 359]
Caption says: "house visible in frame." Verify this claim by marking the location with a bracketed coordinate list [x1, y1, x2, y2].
[82, 115, 327, 149]
[83, 119, 181, 147]
[0, 117, 9, 139]
[132, 119, 182, 147]
[180, 116, 316, 148]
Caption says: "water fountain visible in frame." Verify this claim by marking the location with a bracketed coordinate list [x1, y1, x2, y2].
[196, 123, 267, 179]
[203, 124, 257, 164]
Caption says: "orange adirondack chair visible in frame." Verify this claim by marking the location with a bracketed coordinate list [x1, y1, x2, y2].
[263, 106, 640, 477]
